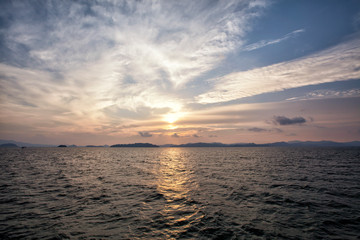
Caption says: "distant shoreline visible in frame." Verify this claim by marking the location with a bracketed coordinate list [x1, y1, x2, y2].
[1, 140, 360, 148]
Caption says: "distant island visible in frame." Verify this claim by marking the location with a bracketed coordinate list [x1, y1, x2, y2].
[1, 139, 359, 148]
[0, 139, 56, 147]
[0, 143, 18, 148]
[161, 142, 256, 147]
[160, 141, 360, 147]
[111, 143, 159, 148]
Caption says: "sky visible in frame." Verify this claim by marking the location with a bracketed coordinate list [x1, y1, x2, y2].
[0, 0, 360, 145]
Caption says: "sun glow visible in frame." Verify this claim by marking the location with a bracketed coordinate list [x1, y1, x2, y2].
[165, 124, 178, 130]
[163, 112, 184, 124]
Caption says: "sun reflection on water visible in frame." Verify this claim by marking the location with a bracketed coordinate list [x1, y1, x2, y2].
[155, 148, 203, 239]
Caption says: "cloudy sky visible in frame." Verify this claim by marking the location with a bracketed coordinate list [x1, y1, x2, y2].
[1, 0, 359, 145]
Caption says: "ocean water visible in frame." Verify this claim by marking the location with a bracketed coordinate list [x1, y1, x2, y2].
[0, 147, 359, 239]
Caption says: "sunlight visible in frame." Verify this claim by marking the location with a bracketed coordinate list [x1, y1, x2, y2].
[165, 124, 178, 130]
[154, 148, 202, 239]
[163, 112, 184, 124]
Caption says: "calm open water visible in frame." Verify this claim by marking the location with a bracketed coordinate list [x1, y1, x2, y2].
[0, 147, 359, 239]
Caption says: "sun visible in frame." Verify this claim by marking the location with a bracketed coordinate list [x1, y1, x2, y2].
[163, 113, 181, 124]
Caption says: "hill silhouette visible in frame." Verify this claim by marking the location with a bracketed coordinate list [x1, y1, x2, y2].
[111, 143, 159, 148]
[0, 143, 18, 148]
[160, 141, 360, 147]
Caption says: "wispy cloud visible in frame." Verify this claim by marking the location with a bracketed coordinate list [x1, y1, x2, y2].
[1, 1, 359, 144]
[248, 127, 268, 132]
[286, 89, 360, 101]
[242, 29, 305, 51]
[196, 36, 360, 104]
[247, 127, 283, 133]
[138, 131, 152, 137]
[172, 133, 180, 138]
[0, 0, 267, 137]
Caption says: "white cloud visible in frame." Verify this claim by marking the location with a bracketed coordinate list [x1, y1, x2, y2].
[196, 37, 360, 104]
[0, 0, 268, 134]
[242, 28, 305, 51]
[286, 89, 360, 101]
[5, 0, 266, 84]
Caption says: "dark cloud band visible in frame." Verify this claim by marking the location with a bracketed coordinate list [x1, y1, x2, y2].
[273, 116, 306, 125]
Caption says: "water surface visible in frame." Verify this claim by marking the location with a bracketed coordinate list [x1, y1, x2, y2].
[1, 147, 359, 239]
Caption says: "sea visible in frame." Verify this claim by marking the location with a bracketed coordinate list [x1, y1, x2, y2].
[0, 147, 359, 239]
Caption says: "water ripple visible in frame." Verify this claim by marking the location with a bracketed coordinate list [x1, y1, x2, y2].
[0, 147, 359, 239]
